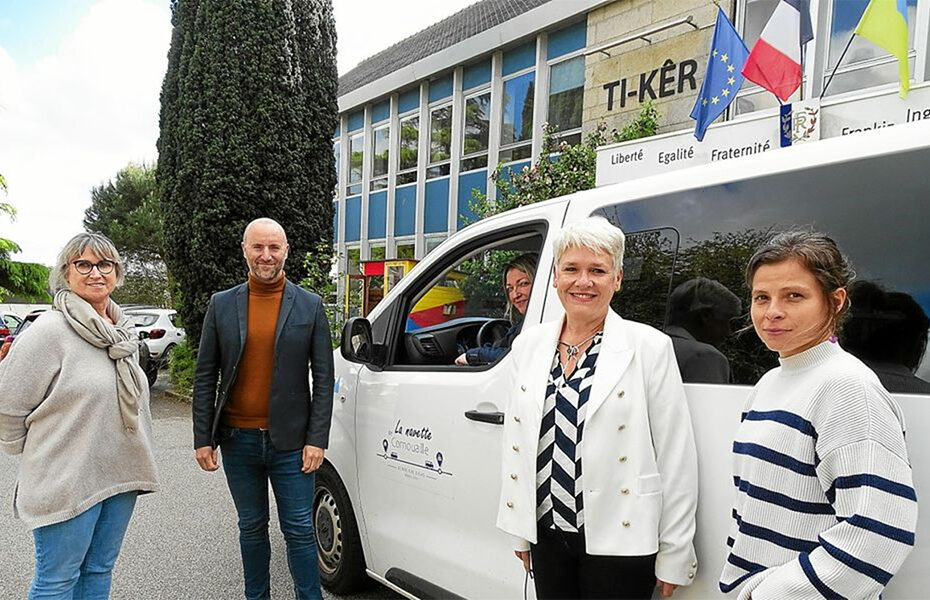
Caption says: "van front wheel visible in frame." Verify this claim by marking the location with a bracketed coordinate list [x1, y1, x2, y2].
[313, 463, 368, 594]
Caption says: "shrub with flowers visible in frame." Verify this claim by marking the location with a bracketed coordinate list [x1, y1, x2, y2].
[468, 101, 660, 221]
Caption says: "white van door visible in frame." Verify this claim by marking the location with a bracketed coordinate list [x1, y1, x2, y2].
[352, 217, 560, 598]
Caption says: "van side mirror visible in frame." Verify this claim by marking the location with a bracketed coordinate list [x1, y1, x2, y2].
[341, 317, 382, 366]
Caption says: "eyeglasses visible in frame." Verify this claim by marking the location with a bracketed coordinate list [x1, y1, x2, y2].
[72, 259, 116, 275]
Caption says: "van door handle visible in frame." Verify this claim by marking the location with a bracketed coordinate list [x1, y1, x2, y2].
[464, 410, 504, 425]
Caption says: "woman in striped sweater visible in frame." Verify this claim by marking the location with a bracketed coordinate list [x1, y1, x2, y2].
[720, 231, 917, 599]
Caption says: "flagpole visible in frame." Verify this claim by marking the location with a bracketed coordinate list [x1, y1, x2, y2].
[799, 45, 806, 101]
[821, 33, 855, 99]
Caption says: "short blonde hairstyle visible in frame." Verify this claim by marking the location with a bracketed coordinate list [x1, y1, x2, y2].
[552, 216, 626, 273]
[50, 232, 125, 292]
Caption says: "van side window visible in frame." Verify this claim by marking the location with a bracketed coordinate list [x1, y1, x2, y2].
[387, 231, 545, 368]
[594, 147, 930, 392]
[607, 228, 679, 330]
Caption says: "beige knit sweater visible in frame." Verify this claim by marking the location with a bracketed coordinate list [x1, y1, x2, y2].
[0, 311, 159, 529]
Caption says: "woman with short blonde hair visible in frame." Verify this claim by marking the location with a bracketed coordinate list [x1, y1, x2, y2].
[497, 217, 698, 599]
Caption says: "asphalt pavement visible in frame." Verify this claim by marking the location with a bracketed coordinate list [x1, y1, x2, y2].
[0, 374, 400, 600]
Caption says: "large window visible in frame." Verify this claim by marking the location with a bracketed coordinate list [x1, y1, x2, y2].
[500, 70, 535, 163]
[345, 247, 363, 319]
[735, 0, 801, 115]
[742, 0, 779, 49]
[428, 104, 452, 179]
[347, 133, 364, 196]
[425, 235, 447, 255]
[823, 0, 919, 97]
[736, 0, 923, 113]
[547, 55, 584, 146]
[397, 114, 419, 185]
[396, 241, 415, 259]
[593, 145, 930, 392]
[461, 90, 490, 171]
[371, 124, 390, 191]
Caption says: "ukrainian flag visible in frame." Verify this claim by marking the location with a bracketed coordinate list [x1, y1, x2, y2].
[855, 0, 910, 97]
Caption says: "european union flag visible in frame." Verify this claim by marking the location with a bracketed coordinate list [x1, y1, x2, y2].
[691, 8, 750, 141]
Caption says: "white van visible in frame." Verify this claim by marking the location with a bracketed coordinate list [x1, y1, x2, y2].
[314, 121, 930, 599]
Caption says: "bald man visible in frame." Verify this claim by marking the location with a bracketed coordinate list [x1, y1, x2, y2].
[192, 218, 334, 600]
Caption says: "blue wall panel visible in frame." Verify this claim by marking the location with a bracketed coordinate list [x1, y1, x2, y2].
[428, 74, 454, 103]
[371, 100, 391, 123]
[463, 59, 491, 90]
[345, 195, 362, 242]
[503, 41, 536, 76]
[424, 178, 450, 234]
[398, 88, 420, 114]
[394, 184, 417, 236]
[347, 111, 364, 132]
[547, 21, 587, 59]
[368, 191, 387, 239]
[457, 170, 487, 230]
[372, 100, 390, 123]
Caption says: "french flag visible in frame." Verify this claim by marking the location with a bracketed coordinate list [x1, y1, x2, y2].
[742, 0, 813, 101]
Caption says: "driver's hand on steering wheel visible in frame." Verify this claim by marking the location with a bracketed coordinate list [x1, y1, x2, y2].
[455, 352, 468, 365]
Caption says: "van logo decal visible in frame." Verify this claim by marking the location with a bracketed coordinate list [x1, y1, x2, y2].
[377, 419, 453, 477]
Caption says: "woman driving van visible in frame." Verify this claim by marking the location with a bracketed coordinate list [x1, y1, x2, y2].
[456, 253, 538, 366]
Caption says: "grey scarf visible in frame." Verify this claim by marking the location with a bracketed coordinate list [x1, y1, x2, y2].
[52, 290, 142, 431]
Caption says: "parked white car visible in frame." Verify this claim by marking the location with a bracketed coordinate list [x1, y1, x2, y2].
[126, 308, 186, 362]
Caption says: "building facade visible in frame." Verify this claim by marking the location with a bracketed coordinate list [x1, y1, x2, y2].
[334, 0, 929, 310]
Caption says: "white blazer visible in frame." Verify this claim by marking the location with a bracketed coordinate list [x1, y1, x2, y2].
[496, 309, 700, 586]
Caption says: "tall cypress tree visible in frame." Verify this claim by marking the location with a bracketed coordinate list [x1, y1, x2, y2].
[157, 0, 338, 344]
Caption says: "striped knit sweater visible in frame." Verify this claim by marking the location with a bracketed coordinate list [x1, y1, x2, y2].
[719, 341, 917, 600]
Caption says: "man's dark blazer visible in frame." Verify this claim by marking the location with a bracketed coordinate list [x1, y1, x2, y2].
[192, 279, 334, 451]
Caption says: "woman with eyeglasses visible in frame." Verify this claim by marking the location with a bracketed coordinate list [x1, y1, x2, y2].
[455, 253, 538, 366]
[0, 232, 158, 599]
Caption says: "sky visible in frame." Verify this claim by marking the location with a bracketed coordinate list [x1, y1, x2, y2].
[0, 0, 476, 266]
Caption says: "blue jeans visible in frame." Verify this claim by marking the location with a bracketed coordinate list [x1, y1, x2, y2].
[220, 428, 322, 600]
[30, 491, 138, 600]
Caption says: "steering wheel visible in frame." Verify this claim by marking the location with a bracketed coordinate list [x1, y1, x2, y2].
[477, 319, 512, 348]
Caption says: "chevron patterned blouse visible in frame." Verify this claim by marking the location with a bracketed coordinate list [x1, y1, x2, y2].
[536, 333, 602, 533]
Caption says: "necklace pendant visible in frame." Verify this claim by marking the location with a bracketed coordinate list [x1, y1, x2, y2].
[559, 330, 602, 361]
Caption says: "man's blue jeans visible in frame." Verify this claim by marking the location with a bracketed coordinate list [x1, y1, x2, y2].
[30, 491, 138, 600]
[220, 428, 322, 600]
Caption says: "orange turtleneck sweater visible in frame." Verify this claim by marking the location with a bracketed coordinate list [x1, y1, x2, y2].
[222, 273, 286, 429]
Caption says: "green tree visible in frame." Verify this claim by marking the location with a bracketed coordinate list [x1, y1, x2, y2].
[83, 163, 171, 306]
[84, 163, 164, 266]
[157, 0, 339, 344]
[299, 242, 341, 348]
[0, 174, 51, 302]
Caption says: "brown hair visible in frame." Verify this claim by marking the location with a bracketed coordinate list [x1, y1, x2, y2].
[503, 253, 538, 321]
[746, 230, 855, 336]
